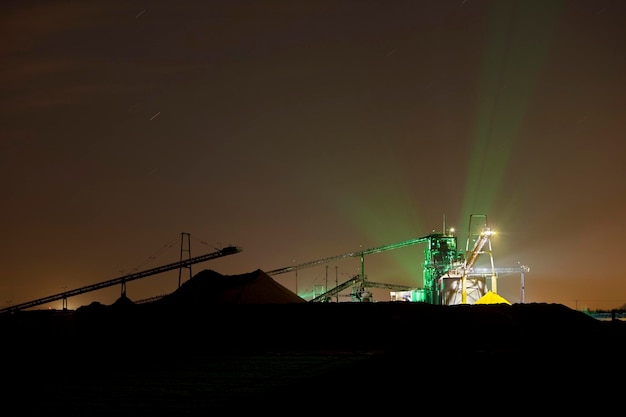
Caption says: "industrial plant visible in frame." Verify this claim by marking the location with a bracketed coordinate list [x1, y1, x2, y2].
[0, 214, 528, 314]
[269, 213, 528, 305]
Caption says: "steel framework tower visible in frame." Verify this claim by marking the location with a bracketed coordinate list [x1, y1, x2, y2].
[178, 232, 192, 288]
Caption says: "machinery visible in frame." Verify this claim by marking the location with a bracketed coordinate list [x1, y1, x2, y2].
[271, 214, 526, 305]
[426, 215, 496, 305]
[0, 240, 242, 313]
[3, 214, 527, 312]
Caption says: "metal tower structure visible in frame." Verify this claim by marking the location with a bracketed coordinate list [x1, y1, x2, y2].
[422, 232, 461, 304]
[178, 232, 192, 288]
[432, 214, 497, 305]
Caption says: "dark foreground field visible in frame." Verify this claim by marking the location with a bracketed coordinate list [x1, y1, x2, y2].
[2, 270, 626, 413]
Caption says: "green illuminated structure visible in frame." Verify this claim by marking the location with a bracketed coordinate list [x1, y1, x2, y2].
[270, 230, 467, 305]
[270, 214, 509, 305]
[422, 232, 463, 304]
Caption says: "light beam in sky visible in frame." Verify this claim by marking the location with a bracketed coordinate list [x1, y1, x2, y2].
[461, 0, 564, 229]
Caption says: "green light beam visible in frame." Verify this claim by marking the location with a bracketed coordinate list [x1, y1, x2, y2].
[461, 0, 564, 222]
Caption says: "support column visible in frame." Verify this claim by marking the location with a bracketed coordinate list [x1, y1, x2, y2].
[178, 232, 192, 288]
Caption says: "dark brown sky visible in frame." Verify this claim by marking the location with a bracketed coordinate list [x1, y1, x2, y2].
[2, 0, 625, 310]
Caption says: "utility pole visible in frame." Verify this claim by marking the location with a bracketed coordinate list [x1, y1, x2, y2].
[518, 262, 529, 303]
[325, 265, 328, 295]
[520, 267, 526, 303]
[335, 266, 338, 302]
[61, 286, 67, 310]
[293, 259, 298, 297]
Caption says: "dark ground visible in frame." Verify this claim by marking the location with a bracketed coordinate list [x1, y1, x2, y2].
[3, 301, 626, 414]
[2, 271, 626, 413]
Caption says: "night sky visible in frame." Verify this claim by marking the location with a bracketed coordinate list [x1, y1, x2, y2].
[2, 0, 625, 311]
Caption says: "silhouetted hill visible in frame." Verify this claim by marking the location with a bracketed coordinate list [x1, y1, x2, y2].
[156, 268, 307, 307]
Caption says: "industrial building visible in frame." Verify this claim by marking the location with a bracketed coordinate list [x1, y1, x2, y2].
[272, 213, 528, 305]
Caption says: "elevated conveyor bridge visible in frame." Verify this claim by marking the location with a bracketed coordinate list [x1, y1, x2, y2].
[0, 245, 241, 313]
